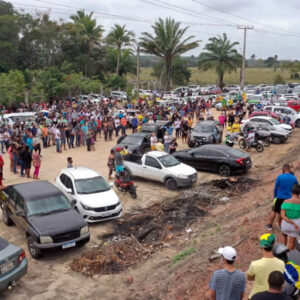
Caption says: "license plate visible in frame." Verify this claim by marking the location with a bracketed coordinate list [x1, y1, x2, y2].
[1, 261, 14, 274]
[62, 241, 76, 249]
[102, 211, 113, 217]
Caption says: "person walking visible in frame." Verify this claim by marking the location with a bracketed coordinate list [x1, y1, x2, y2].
[247, 233, 285, 298]
[280, 184, 300, 250]
[32, 145, 41, 180]
[107, 149, 115, 179]
[150, 133, 157, 151]
[23, 145, 32, 178]
[251, 271, 292, 300]
[209, 246, 245, 300]
[266, 164, 298, 231]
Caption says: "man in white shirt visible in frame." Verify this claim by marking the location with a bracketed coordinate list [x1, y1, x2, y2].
[54, 126, 61, 153]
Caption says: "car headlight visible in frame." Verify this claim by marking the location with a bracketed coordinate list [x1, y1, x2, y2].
[81, 203, 92, 211]
[80, 226, 89, 236]
[40, 236, 53, 244]
[178, 174, 188, 179]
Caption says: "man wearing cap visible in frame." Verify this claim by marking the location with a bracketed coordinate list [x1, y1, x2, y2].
[247, 234, 285, 298]
[209, 246, 246, 300]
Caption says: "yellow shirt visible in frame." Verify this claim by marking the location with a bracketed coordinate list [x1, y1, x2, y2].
[228, 99, 233, 106]
[227, 125, 233, 134]
[247, 257, 285, 298]
[232, 123, 241, 133]
[156, 142, 165, 152]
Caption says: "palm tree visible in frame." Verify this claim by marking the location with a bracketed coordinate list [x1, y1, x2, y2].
[71, 10, 104, 76]
[198, 33, 241, 88]
[140, 18, 199, 90]
[106, 24, 135, 76]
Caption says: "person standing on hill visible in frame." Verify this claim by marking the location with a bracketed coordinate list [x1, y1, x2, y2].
[209, 246, 245, 300]
[247, 233, 285, 298]
[266, 164, 298, 231]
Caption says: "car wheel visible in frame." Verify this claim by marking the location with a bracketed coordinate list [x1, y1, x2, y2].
[218, 165, 231, 177]
[2, 207, 13, 226]
[27, 236, 42, 259]
[188, 140, 195, 148]
[296, 120, 300, 128]
[272, 136, 281, 144]
[165, 178, 178, 190]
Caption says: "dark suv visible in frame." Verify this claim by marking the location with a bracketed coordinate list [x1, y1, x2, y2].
[0, 181, 90, 259]
[188, 120, 223, 148]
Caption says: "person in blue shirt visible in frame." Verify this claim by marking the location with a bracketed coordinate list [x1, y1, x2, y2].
[131, 115, 138, 133]
[266, 163, 298, 231]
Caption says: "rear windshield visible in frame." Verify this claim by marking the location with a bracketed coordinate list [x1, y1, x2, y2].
[226, 147, 246, 157]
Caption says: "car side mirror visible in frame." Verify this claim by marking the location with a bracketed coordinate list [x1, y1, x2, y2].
[66, 188, 73, 194]
[16, 210, 24, 217]
[71, 199, 77, 206]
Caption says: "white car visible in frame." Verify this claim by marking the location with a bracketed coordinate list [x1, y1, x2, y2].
[264, 105, 300, 127]
[123, 151, 197, 190]
[241, 116, 293, 133]
[2, 112, 36, 127]
[56, 167, 122, 223]
[111, 91, 127, 101]
[163, 91, 178, 100]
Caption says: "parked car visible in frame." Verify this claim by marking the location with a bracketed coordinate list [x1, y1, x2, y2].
[56, 168, 122, 223]
[241, 116, 293, 133]
[188, 120, 223, 148]
[123, 152, 197, 190]
[111, 91, 127, 101]
[215, 99, 238, 111]
[0, 237, 27, 292]
[249, 111, 280, 120]
[116, 133, 151, 154]
[173, 145, 251, 177]
[140, 120, 172, 140]
[285, 100, 300, 112]
[244, 122, 289, 144]
[188, 85, 200, 93]
[0, 181, 90, 259]
[162, 91, 178, 100]
[264, 105, 300, 127]
[2, 112, 36, 127]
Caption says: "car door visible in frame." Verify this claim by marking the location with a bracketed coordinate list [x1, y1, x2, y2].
[203, 150, 224, 172]
[3, 186, 17, 220]
[143, 155, 163, 181]
[14, 192, 27, 231]
[191, 149, 211, 170]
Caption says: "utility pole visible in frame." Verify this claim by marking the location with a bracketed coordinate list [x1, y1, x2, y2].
[238, 25, 253, 90]
[136, 45, 140, 92]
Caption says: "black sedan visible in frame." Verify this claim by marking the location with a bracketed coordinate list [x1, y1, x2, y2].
[115, 133, 151, 154]
[173, 145, 251, 177]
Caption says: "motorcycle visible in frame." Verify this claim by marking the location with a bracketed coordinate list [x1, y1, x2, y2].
[114, 171, 137, 199]
[238, 136, 264, 152]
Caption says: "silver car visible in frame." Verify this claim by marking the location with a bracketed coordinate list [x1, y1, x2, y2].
[0, 237, 27, 291]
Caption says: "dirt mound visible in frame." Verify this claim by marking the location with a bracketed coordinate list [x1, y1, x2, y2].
[70, 238, 148, 276]
[70, 177, 256, 276]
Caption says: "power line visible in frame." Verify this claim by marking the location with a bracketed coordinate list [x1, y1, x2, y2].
[192, 0, 300, 37]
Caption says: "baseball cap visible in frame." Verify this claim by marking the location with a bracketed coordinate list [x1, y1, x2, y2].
[259, 233, 275, 248]
[218, 246, 237, 261]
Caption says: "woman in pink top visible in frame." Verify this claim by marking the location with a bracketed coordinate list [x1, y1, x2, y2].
[218, 112, 227, 127]
[32, 145, 41, 179]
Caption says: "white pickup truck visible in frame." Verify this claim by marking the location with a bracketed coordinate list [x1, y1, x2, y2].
[123, 151, 197, 190]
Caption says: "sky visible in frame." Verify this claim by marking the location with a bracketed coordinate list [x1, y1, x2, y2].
[10, 0, 300, 60]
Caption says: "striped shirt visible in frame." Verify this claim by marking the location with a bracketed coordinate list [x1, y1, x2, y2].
[209, 269, 246, 300]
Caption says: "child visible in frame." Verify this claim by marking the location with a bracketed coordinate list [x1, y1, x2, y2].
[67, 157, 73, 168]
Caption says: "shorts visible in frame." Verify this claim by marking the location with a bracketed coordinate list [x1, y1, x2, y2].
[281, 219, 300, 237]
[151, 145, 156, 151]
[273, 198, 286, 214]
[115, 165, 124, 173]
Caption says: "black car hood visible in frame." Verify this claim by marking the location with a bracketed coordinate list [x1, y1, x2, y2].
[191, 131, 212, 138]
[28, 209, 86, 236]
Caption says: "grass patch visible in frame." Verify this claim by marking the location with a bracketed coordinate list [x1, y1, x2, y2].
[170, 247, 196, 267]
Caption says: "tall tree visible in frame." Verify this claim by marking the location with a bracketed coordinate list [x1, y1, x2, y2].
[70, 10, 104, 76]
[198, 33, 241, 88]
[106, 24, 135, 76]
[140, 18, 199, 90]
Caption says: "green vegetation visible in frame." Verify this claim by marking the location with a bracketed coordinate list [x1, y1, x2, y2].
[198, 33, 242, 88]
[140, 18, 199, 90]
[170, 247, 196, 267]
[131, 67, 300, 86]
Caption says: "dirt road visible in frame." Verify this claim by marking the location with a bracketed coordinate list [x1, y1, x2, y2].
[1, 118, 299, 299]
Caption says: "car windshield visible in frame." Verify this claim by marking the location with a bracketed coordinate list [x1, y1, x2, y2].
[158, 154, 180, 167]
[122, 136, 143, 144]
[194, 124, 214, 133]
[75, 176, 110, 194]
[9, 116, 34, 122]
[141, 124, 156, 132]
[26, 194, 71, 217]
[226, 148, 245, 157]
[270, 118, 281, 125]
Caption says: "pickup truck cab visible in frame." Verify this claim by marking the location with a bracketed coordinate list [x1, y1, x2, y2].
[0, 181, 90, 259]
[56, 167, 122, 223]
[123, 151, 197, 190]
